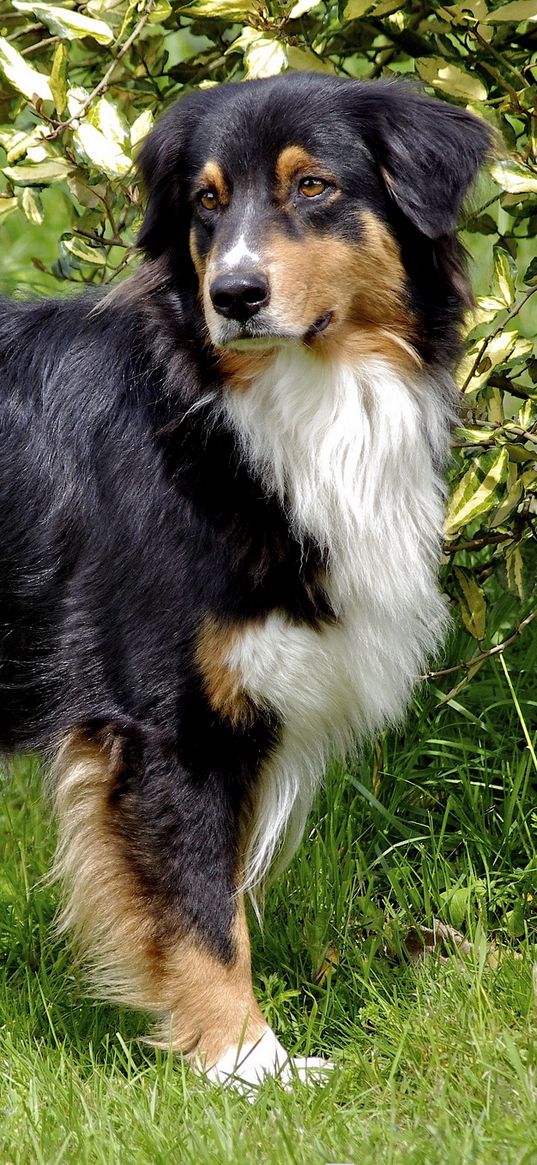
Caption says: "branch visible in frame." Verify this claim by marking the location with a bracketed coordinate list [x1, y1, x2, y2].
[73, 227, 130, 249]
[444, 531, 512, 554]
[422, 609, 537, 682]
[505, 424, 537, 446]
[461, 284, 537, 393]
[46, 12, 149, 141]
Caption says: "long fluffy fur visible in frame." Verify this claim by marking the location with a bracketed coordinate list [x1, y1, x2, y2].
[0, 73, 492, 1073]
[223, 348, 453, 887]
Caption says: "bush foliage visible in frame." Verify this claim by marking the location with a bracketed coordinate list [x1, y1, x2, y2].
[0, 0, 536, 690]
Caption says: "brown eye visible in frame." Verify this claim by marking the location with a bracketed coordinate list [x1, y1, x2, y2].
[199, 189, 219, 211]
[299, 177, 328, 198]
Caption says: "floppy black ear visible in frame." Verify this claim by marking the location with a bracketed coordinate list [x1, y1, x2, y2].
[360, 85, 493, 239]
[136, 90, 211, 258]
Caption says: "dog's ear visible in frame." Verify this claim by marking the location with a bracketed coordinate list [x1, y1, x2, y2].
[359, 86, 493, 239]
[136, 91, 210, 259]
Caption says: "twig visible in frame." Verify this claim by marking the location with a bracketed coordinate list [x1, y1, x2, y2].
[461, 285, 537, 392]
[22, 35, 60, 55]
[462, 192, 500, 228]
[505, 424, 537, 446]
[73, 227, 130, 249]
[444, 531, 512, 554]
[46, 12, 149, 140]
[422, 609, 537, 682]
[103, 254, 134, 284]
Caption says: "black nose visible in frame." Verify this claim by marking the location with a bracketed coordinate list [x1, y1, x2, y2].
[210, 271, 270, 321]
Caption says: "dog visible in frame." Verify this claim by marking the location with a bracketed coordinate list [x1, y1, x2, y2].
[0, 72, 491, 1090]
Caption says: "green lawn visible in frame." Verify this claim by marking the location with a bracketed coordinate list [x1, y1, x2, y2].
[1, 629, 536, 1165]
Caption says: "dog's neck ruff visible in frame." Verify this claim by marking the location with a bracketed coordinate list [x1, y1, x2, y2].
[221, 347, 453, 891]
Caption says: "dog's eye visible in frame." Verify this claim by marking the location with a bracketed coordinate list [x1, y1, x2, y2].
[199, 190, 219, 211]
[299, 177, 328, 198]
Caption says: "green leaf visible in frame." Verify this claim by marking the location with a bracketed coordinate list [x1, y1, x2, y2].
[504, 442, 535, 463]
[66, 173, 105, 208]
[482, 329, 519, 371]
[505, 544, 524, 599]
[443, 0, 489, 23]
[12, 0, 113, 43]
[490, 159, 537, 194]
[521, 468, 537, 490]
[440, 886, 471, 930]
[454, 567, 487, 640]
[4, 126, 48, 164]
[491, 478, 523, 525]
[148, 0, 172, 20]
[343, 0, 376, 15]
[247, 36, 287, 77]
[476, 295, 508, 312]
[524, 257, 537, 285]
[19, 186, 44, 224]
[0, 35, 52, 102]
[484, 0, 537, 21]
[2, 158, 73, 185]
[0, 196, 18, 220]
[492, 246, 516, 307]
[511, 337, 534, 361]
[416, 58, 488, 102]
[73, 123, 132, 178]
[88, 95, 129, 146]
[503, 903, 526, 938]
[446, 446, 509, 535]
[287, 0, 321, 15]
[287, 46, 335, 72]
[454, 424, 495, 445]
[130, 109, 154, 148]
[517, 399, 537, 429]
[86, 0, 125, 16]
[62, 235, 107, 265]
[181, 0, 255, 16]
[50, 42, 68, 117]
[458, 330, 519, 391]
[230, 29, 288, 78]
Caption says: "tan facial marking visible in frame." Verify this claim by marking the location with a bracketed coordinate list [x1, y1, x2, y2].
[51, 731, 265, 1064]
[275, 145, 321, 201]
[189, 226, 206, 282]
[196, 615, 258, 725]
[264, 208, 419, 371]
[197, 160, 230, 207]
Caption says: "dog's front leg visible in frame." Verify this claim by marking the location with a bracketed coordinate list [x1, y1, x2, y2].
[50, 723, 329, 1092]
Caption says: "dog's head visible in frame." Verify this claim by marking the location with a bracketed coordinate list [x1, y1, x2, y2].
[138, 74, 491, 364]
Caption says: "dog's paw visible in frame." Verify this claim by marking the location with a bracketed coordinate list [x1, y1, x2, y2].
[198, 1028, 334, 1097]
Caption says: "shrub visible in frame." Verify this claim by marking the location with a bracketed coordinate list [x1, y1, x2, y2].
[0, 0, 535, 692]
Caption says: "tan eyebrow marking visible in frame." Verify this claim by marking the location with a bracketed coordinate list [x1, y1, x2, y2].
[274, 145, 335, 202]
[196, 160, 230, 207]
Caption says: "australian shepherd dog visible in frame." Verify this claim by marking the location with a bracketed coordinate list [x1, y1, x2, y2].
[0, 72, 491, 1090]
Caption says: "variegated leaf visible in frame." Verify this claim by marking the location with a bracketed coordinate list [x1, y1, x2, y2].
[446, 447, 509, 535]
[454, 568, 487, 640]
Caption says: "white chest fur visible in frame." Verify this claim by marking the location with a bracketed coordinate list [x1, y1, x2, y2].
[221, 348, 453, 890]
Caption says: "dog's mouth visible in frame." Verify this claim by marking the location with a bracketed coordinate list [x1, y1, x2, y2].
[304, 311, 334, 342]
[216, 311, 335, 351]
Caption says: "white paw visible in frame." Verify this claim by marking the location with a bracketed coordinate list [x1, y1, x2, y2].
[198, 1028, 334, 1097]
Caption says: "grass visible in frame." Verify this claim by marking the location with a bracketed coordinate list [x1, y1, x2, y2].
[1, 625, 536, 1165]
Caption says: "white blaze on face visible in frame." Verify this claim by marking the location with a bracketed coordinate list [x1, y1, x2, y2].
[203, 229, 266, 346]
[220, 233, 262, 269]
